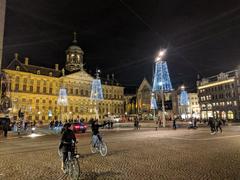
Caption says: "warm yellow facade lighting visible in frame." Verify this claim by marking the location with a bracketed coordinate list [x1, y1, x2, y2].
[198, 79, 235, 90]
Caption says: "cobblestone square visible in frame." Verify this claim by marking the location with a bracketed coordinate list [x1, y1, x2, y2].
[1, 126, 240, 179]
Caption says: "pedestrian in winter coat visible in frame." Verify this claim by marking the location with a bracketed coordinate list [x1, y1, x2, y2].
[216, 119, 223, 133]
[172, 118, 177, 130]
[208, 117, 215, 134]
[2, 116, 10, 137]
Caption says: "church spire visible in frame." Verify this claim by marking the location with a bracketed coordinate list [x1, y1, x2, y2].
[73, 32, 77, 44]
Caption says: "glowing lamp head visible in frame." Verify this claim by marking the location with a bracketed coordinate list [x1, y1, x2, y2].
[159, 49, 166, 57]
[155, 49, 167, 62]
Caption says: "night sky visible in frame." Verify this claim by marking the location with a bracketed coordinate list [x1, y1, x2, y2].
[3, 0, 240, 90]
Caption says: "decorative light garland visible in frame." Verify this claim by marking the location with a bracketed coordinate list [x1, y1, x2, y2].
[152, 61, 172, 92]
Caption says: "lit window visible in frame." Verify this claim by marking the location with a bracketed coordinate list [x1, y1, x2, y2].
[227, 111, 234, 120]
[37, 70, 40, 75]
[16, 66, 20, 71]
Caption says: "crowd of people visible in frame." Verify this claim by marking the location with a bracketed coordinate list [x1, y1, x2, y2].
[49, 116, 87, 130]
[208, 117, 224, 134]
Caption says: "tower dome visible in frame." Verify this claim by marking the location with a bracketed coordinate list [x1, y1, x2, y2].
[65, 32, 84, 72]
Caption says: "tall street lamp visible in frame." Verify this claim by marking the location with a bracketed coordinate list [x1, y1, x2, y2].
[152, 49, 172, 128]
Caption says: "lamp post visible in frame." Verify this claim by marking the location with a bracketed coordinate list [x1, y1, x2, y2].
[152, 49, 172, 128]
[0, 0, 6, 71]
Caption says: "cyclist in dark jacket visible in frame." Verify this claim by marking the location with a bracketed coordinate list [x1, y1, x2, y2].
[91, 119, 107, 145]
[59, 123, 76, 171]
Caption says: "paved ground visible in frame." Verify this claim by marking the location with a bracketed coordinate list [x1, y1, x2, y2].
[1, 126, 240, 180]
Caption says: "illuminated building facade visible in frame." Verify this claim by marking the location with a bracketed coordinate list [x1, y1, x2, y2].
[178, 93, 200, 119]
[124, 95, 137, 115]
[137, 78, 152, 114]
[197, 71, 239, 121]
[137, 78, 175, 120]
[3, 38, 124, 122]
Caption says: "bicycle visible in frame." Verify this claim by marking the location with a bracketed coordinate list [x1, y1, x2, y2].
[58, 142, 80, 180]
[90, 134, 108, 156]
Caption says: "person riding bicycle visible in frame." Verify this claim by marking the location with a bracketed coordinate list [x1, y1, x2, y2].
[59, 123, 76, 171]
[91, 119, 107, 147]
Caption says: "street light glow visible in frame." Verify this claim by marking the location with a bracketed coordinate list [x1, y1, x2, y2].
[155, 49, 167, 62]
[158, 49, 166, 57]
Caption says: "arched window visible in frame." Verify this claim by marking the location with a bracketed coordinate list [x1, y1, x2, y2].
[201, 104, 206, 110]
[16, 66, 20, 71]
[207, 104, 212, 110]
[75, 89, 78, 95]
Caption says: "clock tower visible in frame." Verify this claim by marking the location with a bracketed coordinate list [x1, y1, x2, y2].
[65, 32, 84, 72]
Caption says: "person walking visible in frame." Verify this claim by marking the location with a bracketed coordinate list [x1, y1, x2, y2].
[134, 117, 137, 130]
[208, 117, 216, 134]
[172, 118, 177, 130]
[193, 118, 197, 128]
[2, 115, 10, 137]
[216, 118, 223, 133]
[136, 117, 140, 130]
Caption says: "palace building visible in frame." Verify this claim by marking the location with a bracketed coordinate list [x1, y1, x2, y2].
[3, 35, 124, 122]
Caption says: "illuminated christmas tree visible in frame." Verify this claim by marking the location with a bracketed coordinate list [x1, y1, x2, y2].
[90, 70, 103, 119]
[152, 61, 172, 92]
[179, 86, 189, 119]
[57, 87, 68, 120]
[150, 95, 157, 110]
[57, 87, 68, 106]
[90, 70, 104, 101]
[180, 89, 189, 106]
[152, 49, 172, 127]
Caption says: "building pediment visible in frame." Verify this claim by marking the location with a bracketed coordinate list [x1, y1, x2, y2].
[62, 70, 93, 82]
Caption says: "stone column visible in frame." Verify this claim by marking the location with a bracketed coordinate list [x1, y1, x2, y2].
[0, 0, 6, 70]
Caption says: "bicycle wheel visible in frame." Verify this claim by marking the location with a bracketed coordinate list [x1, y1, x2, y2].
[90, 142, 97, 153]
[99, 142, 107, 156]
[70, 158, 80, 180]
[58, 148, 63, 159]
